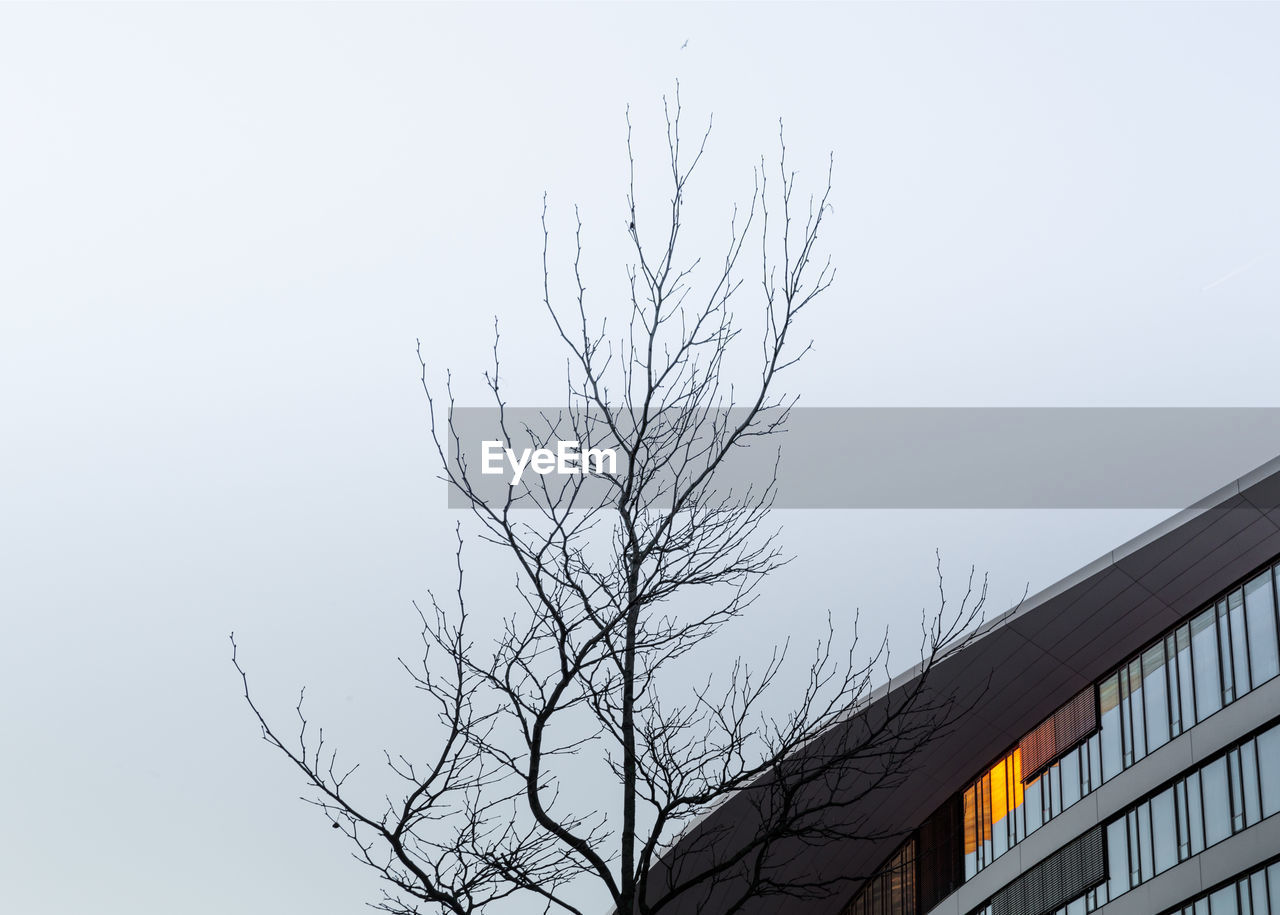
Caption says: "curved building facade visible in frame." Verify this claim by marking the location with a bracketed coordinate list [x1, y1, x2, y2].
[655, 460, 1280, 915]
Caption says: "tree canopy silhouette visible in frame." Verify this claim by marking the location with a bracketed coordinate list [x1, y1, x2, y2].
[233, 89, 984, 915]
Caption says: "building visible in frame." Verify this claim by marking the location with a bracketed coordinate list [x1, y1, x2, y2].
[655, 459, 1280, 915]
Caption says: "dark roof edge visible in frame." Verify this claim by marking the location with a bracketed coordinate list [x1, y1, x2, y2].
[856, 453, 1280, 719]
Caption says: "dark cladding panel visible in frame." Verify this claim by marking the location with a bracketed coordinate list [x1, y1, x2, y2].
[1018, 687, 1097, 780]
[988, 825, 1105, 915]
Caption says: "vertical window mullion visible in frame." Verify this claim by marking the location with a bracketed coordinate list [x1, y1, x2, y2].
[1189, 769, 1205, 855]
[1185, 619, 1196, 725]
[1139, 803, 1154, 882]
[1121, 665, 1134, 767]
[1231, 589, 1253, 694]
[1218, 601, 1235, 705]
[1178, 624, 1195, 727]
[983, 772, 993, 865]
[1230, 748, 1245, 833]
[1131, 658, 1148, 761]
[1273, 561, 1280, 668]
[1127, 810, 1140, 885]
[1241, 737, 1262, 827]
[1175, 779, 1190, 860]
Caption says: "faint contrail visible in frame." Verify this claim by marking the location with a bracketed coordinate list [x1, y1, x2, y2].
[1202, 250, 1271, 292]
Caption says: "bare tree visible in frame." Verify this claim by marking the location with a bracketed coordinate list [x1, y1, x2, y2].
[233, 90, 986, 915]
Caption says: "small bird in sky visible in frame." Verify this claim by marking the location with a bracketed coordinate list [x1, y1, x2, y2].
[629, 221, 635, 230]
[681, 39, 688, 50]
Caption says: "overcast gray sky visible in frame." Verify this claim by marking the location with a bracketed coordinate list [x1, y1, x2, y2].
[3, 3, 1279, 913]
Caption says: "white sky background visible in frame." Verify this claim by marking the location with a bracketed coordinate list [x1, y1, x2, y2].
[2, 2, 1279, 913]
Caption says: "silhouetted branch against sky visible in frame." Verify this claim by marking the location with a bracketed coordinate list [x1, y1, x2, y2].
[235, 92, 987, 915]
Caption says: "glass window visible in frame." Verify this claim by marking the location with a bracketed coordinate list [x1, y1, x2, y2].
[879, 839, 915, 915]
[1258, 726, 1280, 818]
[963, 784, 977, 878]
[1176, 623, 1195, 730]
[1061, 747, 1081, 809]
[1229, 748, 1246, 833]
[1127, 658, 1147, 762]
[1087, 733, 1102, 794]
[903, 843, 916, 915]
[1219, 601, 1237, 704]
[1175, 779, 1192, 859]
[1099, 672, 1122, 780]
[1187, 771, 1206, 855]
[1245, 570, 1280, 686]
[1143, 641, 1171, 750]
[1107, 817, 1129, 900]
[1024, 774, 1044, 835]
[1249, 872, 1267, 915]
[1137, 803, 1154, 882]
[1201, 757, 1232, 846]
[1162, 824, 1280, 915]
[979, 772, 992, 866]
[1239, 740, 1261, 827]
[1007, 750, 1024, 842]
[991, 757, 1010, 858]
[1166, 633, 1183, 737]
[1209, 884, 1238, 915]
[1229, 590, 1252, 694]
[1126, 811, 1142, 884]
[1150, 786, 1177, 874]
[1191, 608, 1222, 720]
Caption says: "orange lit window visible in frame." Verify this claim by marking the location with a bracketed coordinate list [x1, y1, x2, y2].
[963, 786, 976, 855]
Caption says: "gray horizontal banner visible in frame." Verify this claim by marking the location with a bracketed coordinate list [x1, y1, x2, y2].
[443, 408, 1280, 509]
